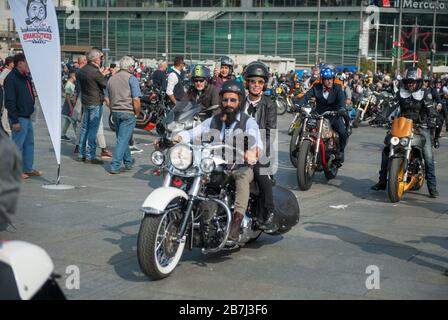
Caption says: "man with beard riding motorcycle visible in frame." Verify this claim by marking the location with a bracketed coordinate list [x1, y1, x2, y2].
[184, 64, 220, 120]
[371, 67, 439, 198]
[295, 65, 350, 165]
[174, 80, 263, 246]
[243, 61, 278, 232]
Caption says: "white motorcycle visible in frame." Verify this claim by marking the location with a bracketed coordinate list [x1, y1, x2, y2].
[137, 142, 300, 280]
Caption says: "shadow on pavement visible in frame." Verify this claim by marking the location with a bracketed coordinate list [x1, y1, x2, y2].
[406, 236, 448, 251]
[103, 219, 284, 282]
[103, 219, 148, 283]
[304, 222, 448, 275]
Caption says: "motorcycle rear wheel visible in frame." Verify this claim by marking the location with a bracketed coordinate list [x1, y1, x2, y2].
[297, 140, 315, 191]
[387, 157, 405, 203]
[324, 163, 338, 180]
[137, 204, 186, 280]
[276, 97, 287, 115]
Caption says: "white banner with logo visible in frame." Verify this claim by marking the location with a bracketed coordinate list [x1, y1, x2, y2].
[8, 0, 62, 165]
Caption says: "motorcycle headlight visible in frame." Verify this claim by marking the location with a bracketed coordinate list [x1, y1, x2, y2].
[200, 158, 215, 173]
[151, 150, 165, 166]
[400, 137, 409, 146]
[276, 87, 283, 94]
[390, 136, 400, 146]
[167, 122, 185, 133]
[169, 144, 193, 170]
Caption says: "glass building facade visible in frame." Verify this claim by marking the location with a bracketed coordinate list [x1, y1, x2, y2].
[56, 0, 448, 70]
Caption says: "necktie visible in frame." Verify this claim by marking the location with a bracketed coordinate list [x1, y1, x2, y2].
[247, 103, 256, 117]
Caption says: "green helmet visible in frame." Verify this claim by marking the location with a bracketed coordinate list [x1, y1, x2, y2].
[192, 65, 211, 80]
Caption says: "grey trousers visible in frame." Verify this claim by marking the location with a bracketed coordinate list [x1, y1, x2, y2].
[231, 166, 254, 216]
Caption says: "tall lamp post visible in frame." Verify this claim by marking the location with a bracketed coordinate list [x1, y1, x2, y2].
[105, 0, 109, 65]
[430, 0, 438, 76]
[396, 0, 403, 75]
[315, 0, 321, 66]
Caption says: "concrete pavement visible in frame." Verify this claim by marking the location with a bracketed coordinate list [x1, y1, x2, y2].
[1, 107, 447, 299]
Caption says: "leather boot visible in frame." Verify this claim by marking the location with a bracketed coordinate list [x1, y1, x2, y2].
[259, 210, 278, 232]
[228, 212, 244, 242]
[371, 181, 387, 191]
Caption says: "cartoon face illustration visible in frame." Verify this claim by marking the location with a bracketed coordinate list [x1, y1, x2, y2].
[26, 0, 47, 27]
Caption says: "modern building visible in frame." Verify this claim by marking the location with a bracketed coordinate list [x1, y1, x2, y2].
[2, 0, 448, 72]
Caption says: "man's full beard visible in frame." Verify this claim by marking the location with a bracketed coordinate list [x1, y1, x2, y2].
[220, 107, 238, 126]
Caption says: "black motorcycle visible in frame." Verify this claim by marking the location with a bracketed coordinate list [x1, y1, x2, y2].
[109, 86, 168, 133]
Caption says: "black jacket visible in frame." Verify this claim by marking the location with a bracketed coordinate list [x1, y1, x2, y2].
[79, 63, 108, 106]
[4, 68, 35, 124]
[186, 84, 220, 120]
[245, 95, 277, 156]
[151, 69, 167, 91]
[297, 83, 346, 114]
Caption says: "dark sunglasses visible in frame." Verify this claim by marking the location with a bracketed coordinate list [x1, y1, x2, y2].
[249, 79, 265, 85]
[194, 79, 206, 83]
[222, 97, 239, 103]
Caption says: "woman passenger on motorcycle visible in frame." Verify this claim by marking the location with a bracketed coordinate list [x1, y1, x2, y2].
[243, 62, 278, 232]
[185, 64, 220, 120]
[211, 56, 236, 92]
[371, 67, 439, 198]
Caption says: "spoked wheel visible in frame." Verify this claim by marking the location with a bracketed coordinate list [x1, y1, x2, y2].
[137, 200, 186, 280]
[387, 157, 406, 203]
[297, 140, 315, 191]
[276, 97, 287, 115]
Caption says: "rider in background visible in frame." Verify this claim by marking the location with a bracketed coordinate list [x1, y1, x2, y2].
[185, 64, 220, 120]
[295, 65, 349, 165]
[371, 67, 439, 198]
[211, 56, 236, 92]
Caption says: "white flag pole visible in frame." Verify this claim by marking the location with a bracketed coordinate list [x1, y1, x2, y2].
[8, 0, 73, 190]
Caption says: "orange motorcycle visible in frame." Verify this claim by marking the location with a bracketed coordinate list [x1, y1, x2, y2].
[386, 117, 426, 203]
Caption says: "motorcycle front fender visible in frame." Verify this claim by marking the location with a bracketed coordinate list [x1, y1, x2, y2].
[141, 187, 188, 216]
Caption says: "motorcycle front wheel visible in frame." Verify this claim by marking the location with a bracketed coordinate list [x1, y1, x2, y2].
[297, 140, 315, 191]
[137, 203, 186, 280]
[276, 97, 287, 115]
[387, 157, 406, 203]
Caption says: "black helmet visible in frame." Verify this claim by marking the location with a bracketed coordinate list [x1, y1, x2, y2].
[220, 79, 246, 109]
[403, 67, 423, 89]
[220, 56, 234, 69]
[403, 67, 423, 81]
[243, 61, 269, 82]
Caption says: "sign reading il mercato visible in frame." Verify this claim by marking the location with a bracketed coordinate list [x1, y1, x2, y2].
[393, 0, 448, 10]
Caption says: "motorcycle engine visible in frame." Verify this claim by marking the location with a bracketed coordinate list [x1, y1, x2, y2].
[321, 119, 333, 139]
